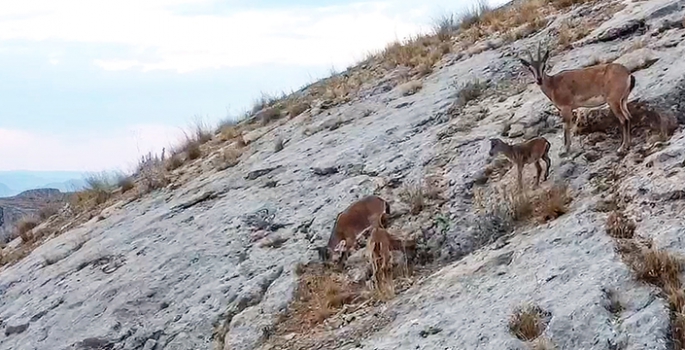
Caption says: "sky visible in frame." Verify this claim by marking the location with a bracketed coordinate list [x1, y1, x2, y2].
[0, 0, 508, 173]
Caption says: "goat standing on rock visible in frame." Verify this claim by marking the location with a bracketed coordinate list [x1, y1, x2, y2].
[518, 43, 636, 155]
[488, 137, 551, 192]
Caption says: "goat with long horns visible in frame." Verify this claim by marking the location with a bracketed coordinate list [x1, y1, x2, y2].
[518, 43, 636, 155]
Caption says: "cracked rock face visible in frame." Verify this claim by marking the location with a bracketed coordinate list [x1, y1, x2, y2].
[2, 0, 685, 349]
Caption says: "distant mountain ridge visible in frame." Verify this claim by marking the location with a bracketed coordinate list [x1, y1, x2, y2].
[0, 171, 86, 198]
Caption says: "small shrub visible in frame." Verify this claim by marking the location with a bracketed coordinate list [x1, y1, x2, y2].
[634, 248, 681, 289]
[219, 124, 240, 142]
[459, 0, 491, 30]
[287, 100, 310, 118]
[72, 172, 115, 209]
[533, 182, 571, 223]
[117, 174, 135, 193]
[274, 136, 284, 153]
[185, 140, 202, 160]
[605, 211, 636, 239]
[532, 338, 557, 350]
[279, 265, 363, 332]
[454, 79, 488, 109]
[38, 203, 61, 221]
[399, 184, 425, 215]
[257, 107, 283, 126]
[16, 218, 38, 243]
[509, 303, 549, 341]
[432, 12, 459, 41]
[190, 117, 213, 144]
[216, 147, 242, 171]
[398, 80, 423, 96]
[166, 154, 184, 171]
[549, 0, 593, 10]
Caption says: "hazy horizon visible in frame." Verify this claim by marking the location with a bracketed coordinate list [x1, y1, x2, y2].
[0, 0, 508, 174]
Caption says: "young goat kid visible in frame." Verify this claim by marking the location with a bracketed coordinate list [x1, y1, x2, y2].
[488, 137, 551, 191]
[362, 214, 413, 294]
[519, 43, 636, 155]
[317, 195, 390, 266]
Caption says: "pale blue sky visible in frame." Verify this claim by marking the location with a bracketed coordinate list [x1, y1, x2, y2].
[0, 0, 507, 173]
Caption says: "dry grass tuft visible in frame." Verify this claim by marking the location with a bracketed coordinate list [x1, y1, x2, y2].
[136, 152, 170, 194]
[185, 140, 203, 160]
[431, 12, 460, 41]
[71, 173, 115, 210]
[634, 248, 681, 289]
[117, 174, 135, 194]
[219, 124, 241, 142]
[286, 100, 310, 118]
[166, 154, 184, 171]
[190, 117, 213, 144]
[279, 264, 363, 332]
[38, 203, 61, 221]
[452, 79, 488, 112]
[399, 183, 425, 215]
[532, 337, 557, 350]
[549, 0, 593, 10]
[398, 80, 424, 96]
[216, 147, 242, 171]
[556, 19, 592, 51]
[509, 303, 549, 341]
[605, 211, 636, 239]
[533, 182, 571, 223]
[256, 106, 283, 126]
[16, 218, 39, 243]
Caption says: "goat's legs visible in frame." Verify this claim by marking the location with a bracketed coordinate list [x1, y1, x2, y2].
[609, 101, 629, 154]
[516, 164, 524, 192]
[619, 97, 633, 152]
[560, 107, 574, 155]
[542, 153, 551, 181]
[534, 161, 542, 187]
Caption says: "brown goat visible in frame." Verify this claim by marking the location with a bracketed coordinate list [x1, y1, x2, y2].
[488, 137, 551, 191]
[519, 43, 636, 155]
[362, 215, 416, 287]
[317, 195, 390, 266]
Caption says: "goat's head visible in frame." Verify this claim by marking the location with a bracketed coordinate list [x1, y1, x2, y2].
[488, 138, 506, 157]
[518, 42, 550, 85]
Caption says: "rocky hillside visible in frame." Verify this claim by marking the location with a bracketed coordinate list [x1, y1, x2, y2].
[2, 0, 685, 349]
[0, 189, 66, 243]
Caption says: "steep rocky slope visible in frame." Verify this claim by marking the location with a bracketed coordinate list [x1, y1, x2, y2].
[2, 0, 685, 349]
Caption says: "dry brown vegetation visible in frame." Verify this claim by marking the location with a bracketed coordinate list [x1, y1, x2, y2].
[16, 217, 38, 243]
[533, 182, 571, 223]
[508, 303, 548, 341]
[215, 147, 243, 171]
[605, 210, 636, 239]
[399, 183, 425, 215]
[277, 264, 365, 332]
[398, 80, 423, 96]
[604, 204, 685, 348]
[117, 174, 135, 194]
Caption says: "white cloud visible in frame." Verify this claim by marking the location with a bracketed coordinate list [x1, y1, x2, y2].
[0, 124, 186, 172]
[0, 0, 494, 73]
